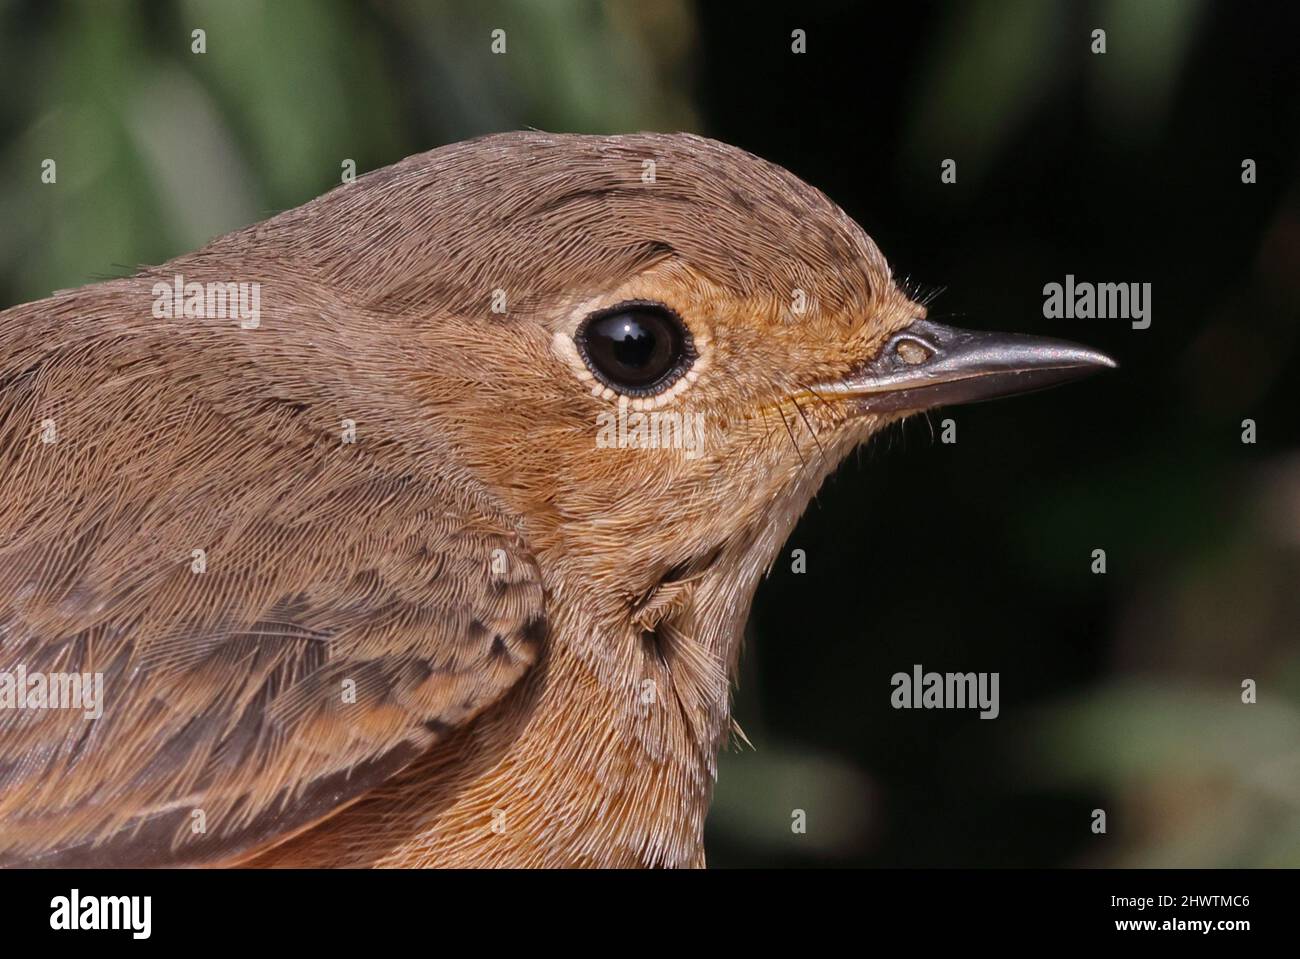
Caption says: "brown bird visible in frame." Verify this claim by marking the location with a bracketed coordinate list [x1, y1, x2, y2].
[0, 132, 1112, 868]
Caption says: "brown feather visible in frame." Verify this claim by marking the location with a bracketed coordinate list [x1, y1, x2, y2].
[0, 132, 917, 867]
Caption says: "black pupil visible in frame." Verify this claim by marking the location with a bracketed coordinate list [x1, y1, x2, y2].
[583, 308, 684, 391]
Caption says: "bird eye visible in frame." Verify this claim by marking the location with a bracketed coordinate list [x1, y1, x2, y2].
[574, 300, 695, 396]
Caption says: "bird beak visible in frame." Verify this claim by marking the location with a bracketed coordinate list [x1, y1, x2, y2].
[817, 318, 1117, 412]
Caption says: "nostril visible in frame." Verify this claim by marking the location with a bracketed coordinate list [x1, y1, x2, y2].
[895, 338, 933, 365]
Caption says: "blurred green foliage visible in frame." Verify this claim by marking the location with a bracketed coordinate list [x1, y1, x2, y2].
[0, 0, 696, 303]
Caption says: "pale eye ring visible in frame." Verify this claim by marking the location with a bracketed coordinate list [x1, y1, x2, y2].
[574, 300, 696, 397]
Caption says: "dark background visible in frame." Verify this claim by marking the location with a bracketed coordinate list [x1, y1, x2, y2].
[1, 0, 1296, 866]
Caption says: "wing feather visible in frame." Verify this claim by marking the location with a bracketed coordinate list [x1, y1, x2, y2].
[0, 292, 546, 866]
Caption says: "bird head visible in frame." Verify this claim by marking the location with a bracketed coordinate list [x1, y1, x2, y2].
[236, 131, 1113, 735]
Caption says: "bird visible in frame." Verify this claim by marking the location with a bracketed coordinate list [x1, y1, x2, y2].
[0, 131, 1113, 868]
